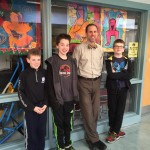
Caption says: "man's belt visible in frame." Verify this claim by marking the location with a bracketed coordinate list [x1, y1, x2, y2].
[78, 76, 100, 81]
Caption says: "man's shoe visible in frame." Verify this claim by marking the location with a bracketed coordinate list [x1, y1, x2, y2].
[98, 140, 107, 150]
[86, 140, 93, 149]
[92, 141, 101, 150]
[91, 140, 107, 150]
[106, 132, 120, 143]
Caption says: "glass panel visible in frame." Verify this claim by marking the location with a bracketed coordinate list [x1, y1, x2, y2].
[125, 84, 140, 113]
[0, 0, 42, 94]
[124, 11, 141, 79]
[0, 0, 43, 146]
[51, 0, 142, 127]
[0, 101, 24, 144]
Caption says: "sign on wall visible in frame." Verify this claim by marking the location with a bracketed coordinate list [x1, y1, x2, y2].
[128, 42, 138, 58]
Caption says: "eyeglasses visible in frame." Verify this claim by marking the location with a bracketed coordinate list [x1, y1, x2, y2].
[114, 46, 124, 48]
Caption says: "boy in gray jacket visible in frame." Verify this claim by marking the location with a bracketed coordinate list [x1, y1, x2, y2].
[45, 34, 78, 150]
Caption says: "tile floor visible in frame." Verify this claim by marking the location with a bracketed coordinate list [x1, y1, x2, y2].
[72, 113, 150, 150]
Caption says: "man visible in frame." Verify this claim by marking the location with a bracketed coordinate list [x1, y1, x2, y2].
[73, 24, 107, 150]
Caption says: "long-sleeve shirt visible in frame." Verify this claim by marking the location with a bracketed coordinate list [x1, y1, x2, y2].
[72, 42, 104, 78]
[18, 67, 47, 112]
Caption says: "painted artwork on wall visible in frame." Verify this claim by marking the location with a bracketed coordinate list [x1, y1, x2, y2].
[101, 8, 127, 52]
[67, 3, 101, 44]
[0, 0, 41, 54]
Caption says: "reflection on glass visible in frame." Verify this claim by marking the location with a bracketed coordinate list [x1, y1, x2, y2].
[0, 0, 42, 145]
[51, 0, 141, 127]
[0, 101, 24, 144]
[0, 0, 42, 94]
[0, 0, 41, 54]
[0, 55, 28, 94]
[125, 84, 138, 113]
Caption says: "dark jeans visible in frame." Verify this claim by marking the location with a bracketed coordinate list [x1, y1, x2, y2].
[52, 101, 74, 149]
[24, 109, 47, 150]
[107, 87, 128, 134]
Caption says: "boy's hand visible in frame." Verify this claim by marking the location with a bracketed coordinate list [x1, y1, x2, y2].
[34, 106, 43, 114]
[112, 68, 115, 73]
[41, 105, 47, 113]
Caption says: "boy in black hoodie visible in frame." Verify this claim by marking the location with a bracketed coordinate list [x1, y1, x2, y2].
[45, 34, 78, 150]
[18, 48, 47, 150]
[105, 39, 132, 144]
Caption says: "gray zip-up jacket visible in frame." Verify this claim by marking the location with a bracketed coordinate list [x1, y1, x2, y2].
[45, 54, 79, 110]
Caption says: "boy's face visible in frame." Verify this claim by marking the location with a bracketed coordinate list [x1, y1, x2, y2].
[56, 39, 70, 56]
[113, 43, 124, 55]
[86, 25, 98, 43]
[27, 55, 41, 70]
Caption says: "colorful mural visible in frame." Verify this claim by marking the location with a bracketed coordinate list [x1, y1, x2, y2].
[67, 4, 127, 52]
[0, 0, 41, 54]
[67, 3, 101, 44]
[101, 8, 127, 52]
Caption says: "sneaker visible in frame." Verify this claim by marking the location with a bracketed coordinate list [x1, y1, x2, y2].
[108, 127, 114, 135]
[106, 132, 120, 143]
[108, 128, 125, 138]
[118, 131, 125, 137]
[65, 145, 75, 150]
[74, 103, 80, 111]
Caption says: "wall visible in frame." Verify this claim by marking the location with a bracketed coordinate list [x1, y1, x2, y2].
[142, 17, 150, 106]
[128, 0, 150, 4]
[126, 0, 150, 108]
[128, 0, 150, 107]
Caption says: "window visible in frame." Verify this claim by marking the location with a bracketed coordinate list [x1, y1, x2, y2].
[0, 0, 42, 94]
[51, 0, 141, 127]
[0, 0, 42, 145]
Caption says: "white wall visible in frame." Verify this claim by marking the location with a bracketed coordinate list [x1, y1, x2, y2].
[128, 0, 150, 4]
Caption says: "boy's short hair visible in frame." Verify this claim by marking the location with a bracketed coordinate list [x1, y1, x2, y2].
[56, 34, 71, 45]
[85, 23, 98, 33]
[27, 48, 41, 59]
[113, 39, 125, 47]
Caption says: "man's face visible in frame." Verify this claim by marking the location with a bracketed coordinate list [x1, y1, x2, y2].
[86, 25, 98, 43]
[56, 39, 70, 56]
[27, 55, 41, 70]
[113, 43, 124, 55]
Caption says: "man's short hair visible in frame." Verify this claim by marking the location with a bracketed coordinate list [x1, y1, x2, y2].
[27, 48, 41, 59]
[56, 33, 71, 45]
[85, 23, 98, 33]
